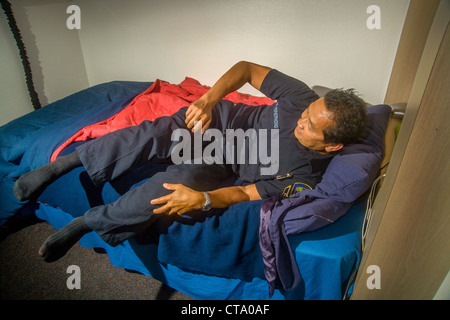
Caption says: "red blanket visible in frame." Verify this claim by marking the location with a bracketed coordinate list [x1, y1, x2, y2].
[50, 77, 275, 161]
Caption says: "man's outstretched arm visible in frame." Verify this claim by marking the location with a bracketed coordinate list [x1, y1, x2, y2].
[185, 61, 272, 133]
[150, 183, 261, 215]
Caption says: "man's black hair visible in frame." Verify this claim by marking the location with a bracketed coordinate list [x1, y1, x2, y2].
[323, 88, 368, 145]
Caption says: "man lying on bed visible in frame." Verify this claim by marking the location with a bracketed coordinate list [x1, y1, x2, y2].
[13, 61, 367, 262]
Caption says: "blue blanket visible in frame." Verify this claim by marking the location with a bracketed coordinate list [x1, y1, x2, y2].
[0, 81, 152, 225]
[0, 80, 266, 284]
[0, 81, 368, 299]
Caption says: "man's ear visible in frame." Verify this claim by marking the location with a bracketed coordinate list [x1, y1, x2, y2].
[325, 143, 344, 153]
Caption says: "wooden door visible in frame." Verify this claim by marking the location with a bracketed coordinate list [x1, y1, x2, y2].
[352, 0, 450, 299]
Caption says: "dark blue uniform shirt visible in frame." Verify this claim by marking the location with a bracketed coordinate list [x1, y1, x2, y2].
[210, 69, 332, 198]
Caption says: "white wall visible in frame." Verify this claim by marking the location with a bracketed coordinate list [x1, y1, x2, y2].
[1, 0, 89, 126]
[74, 0, 409, 104]
[18, 0, 89, 103]
[1, 0, 409, 127]
[0, 10, 32, 126]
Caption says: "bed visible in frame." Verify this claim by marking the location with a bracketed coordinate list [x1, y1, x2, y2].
[0, 78, 391, 300]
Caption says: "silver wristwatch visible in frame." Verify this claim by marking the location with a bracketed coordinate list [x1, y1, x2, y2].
[201, 191, 212, 211]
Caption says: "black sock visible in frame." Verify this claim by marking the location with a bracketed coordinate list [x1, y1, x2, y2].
[38, 216, 91, 263]
[14, 151, 82, 201]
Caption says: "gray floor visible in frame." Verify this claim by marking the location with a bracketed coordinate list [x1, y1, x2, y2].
[0, 217, 194, 300]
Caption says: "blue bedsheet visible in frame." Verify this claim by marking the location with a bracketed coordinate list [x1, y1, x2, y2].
[33, 198, 364, 300]
[0, 81, 366, 299]
[0, 81, 152, 225]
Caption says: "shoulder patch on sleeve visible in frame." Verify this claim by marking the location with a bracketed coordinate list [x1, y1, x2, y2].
[282, 182, 312, 197]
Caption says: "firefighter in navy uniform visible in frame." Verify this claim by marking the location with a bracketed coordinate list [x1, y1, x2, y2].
[13, 61, 367, 262]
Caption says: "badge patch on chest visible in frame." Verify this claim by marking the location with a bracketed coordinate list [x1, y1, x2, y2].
[282, 182, 312, 197]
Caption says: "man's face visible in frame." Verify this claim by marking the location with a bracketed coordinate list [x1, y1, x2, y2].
[294, 98, 343, 154]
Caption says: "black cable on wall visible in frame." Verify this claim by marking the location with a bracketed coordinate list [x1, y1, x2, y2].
[1, 0, 41, 110]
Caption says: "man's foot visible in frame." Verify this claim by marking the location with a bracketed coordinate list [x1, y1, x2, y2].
[14, 165, 56, 201]
[14, 152, 82, 201]
[38, 217, 91, 263]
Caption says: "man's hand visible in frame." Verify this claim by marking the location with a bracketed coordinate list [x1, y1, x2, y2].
[184, 61, 272, 133]
[151, 182, 262, 216]
[151, 183, 204, 215]
[185, 96, 213, 133]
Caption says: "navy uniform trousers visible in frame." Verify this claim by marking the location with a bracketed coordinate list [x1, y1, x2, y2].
[77, 107, 233, 246]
